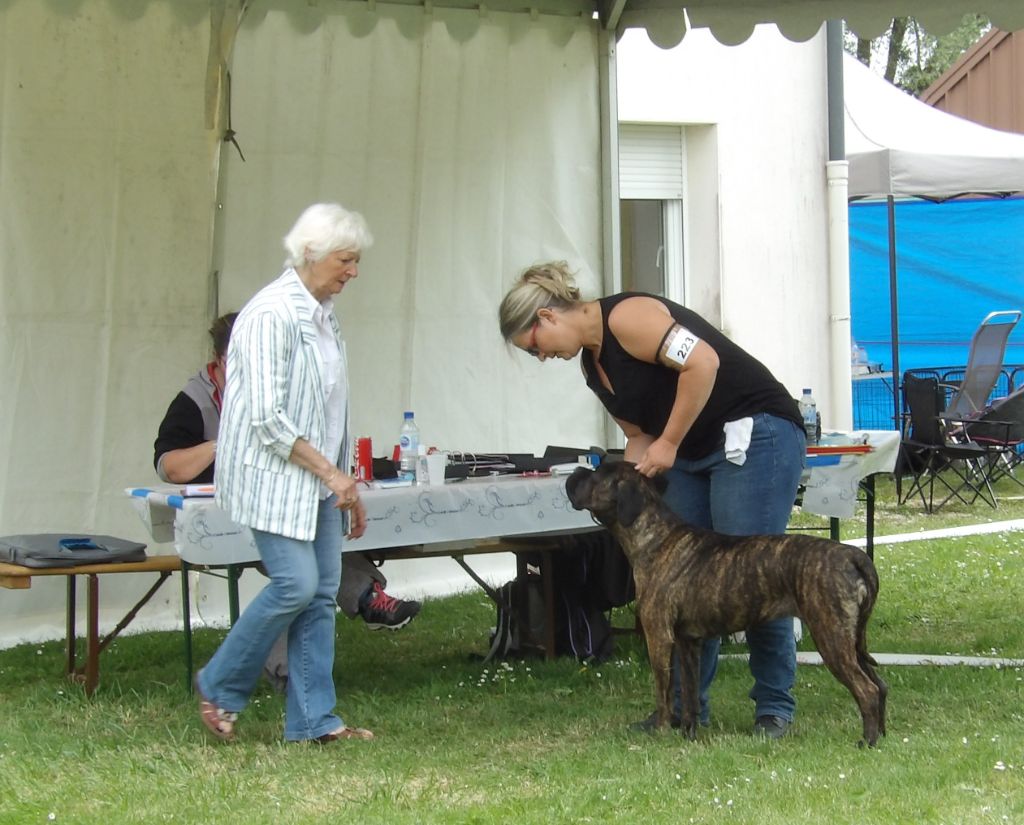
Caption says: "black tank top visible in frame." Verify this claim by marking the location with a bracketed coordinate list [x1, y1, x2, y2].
[580, 293, 802, 460]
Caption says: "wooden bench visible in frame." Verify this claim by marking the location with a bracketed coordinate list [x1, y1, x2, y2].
[0, 556, 262, 696]
[0, 555, 182, 696]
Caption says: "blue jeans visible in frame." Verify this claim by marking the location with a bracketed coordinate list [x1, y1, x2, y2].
[198, 498, 344, 741]
[661, 413, 805, 723]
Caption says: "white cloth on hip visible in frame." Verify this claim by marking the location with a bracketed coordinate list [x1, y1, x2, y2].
[723, 417, 753, 466]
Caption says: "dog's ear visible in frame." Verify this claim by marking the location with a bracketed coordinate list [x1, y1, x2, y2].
[616, 475, 647, 527]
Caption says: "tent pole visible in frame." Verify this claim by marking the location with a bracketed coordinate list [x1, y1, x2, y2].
[888, 195, 901, 431]
[598, 27, 624, 452]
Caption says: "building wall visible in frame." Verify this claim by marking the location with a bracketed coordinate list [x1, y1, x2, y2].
[616, 25, 833, 410]
[921, 29, 1024, 135]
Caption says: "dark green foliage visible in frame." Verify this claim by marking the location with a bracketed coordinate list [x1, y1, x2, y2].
[843, 15, 990, 95]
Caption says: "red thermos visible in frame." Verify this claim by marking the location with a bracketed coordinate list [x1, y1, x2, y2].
[355, 437, 373, 481]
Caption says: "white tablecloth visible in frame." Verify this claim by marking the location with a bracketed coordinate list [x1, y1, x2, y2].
[801, 430, 901, 519]
[127, 474, 595, 566]
[127, 430, 901, 565]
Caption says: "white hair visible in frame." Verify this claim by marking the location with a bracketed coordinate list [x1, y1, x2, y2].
[282, 202, 374, 267]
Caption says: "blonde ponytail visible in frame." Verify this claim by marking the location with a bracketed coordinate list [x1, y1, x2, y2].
[499, 260, 582, 340]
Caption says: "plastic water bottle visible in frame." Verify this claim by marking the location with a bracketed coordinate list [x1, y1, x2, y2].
[798, 389, 818, 445]
[398, 411, 420, 481]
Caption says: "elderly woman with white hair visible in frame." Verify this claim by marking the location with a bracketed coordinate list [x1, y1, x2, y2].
[196, 202, 375, 743]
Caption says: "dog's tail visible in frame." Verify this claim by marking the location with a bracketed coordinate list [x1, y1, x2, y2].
[852, 552, 881, 669]
[856, 606, 879, 669]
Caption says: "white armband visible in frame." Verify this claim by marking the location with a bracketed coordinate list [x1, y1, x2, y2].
[659, 324, 700, 368]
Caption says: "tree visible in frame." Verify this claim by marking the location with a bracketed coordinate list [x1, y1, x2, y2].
[844, 14, 990, 96]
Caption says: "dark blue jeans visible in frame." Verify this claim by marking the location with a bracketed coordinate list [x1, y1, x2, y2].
[661, 413, 805, 723]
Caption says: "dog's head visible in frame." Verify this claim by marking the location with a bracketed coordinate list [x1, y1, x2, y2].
[566, 461, 666, 529]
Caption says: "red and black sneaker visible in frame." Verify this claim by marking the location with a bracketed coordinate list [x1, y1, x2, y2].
[358, 582, 421, 630]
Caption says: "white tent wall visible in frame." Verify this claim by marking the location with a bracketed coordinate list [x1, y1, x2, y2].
[216, 3, 605, 460]
[213, 5, 606, 611]
[0, 0, 607, 647]
[0, 1, 222, 645]
[616, 26, 834, 415]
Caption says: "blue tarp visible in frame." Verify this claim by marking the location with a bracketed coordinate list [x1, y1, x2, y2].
[850, 197, 1024, 373]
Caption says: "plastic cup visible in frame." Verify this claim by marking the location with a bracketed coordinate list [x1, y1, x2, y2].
[425, 452, 448, 485]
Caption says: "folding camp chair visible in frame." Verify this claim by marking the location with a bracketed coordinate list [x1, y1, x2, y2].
[963, 385, 1024, 487]
[944, 310, 1022, 417]
[899, 373, 1001, 513]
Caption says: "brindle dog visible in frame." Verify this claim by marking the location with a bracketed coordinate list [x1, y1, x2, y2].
[566, 462, 888, 747]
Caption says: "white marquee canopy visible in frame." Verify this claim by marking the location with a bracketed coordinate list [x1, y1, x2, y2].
[638, 0, 1024, 46]
[844, 52, 1024, 199]
[244, 0, 1024, 47]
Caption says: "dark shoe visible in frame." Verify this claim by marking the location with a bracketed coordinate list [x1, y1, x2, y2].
[359, 582, 421, 630]
[753, 715, 791, 740]
[629, 710, 682, 732]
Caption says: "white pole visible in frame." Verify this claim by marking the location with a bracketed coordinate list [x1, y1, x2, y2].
[599, 28, 625, 450]
[827, 160, 853, 429]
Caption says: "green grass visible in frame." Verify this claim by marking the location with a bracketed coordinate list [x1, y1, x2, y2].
[1, 479, 1023, 824]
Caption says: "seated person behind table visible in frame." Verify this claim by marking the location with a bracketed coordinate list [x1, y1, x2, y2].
[153, 312, 420, 635]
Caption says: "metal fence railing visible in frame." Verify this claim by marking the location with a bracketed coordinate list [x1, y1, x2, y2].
[852, 372, 898, 430]
[851, 365, 1024, 431]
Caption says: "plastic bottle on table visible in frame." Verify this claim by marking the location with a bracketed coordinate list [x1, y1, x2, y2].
[398, 411, 420, 481]
[798, 388, 818, 446]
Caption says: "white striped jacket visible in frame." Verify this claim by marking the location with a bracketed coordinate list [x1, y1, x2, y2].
[214, 269, 350, 541]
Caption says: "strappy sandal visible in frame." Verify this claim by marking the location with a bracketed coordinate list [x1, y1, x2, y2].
[315, 725, 374, 743]
[195, 677, 238, 742]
